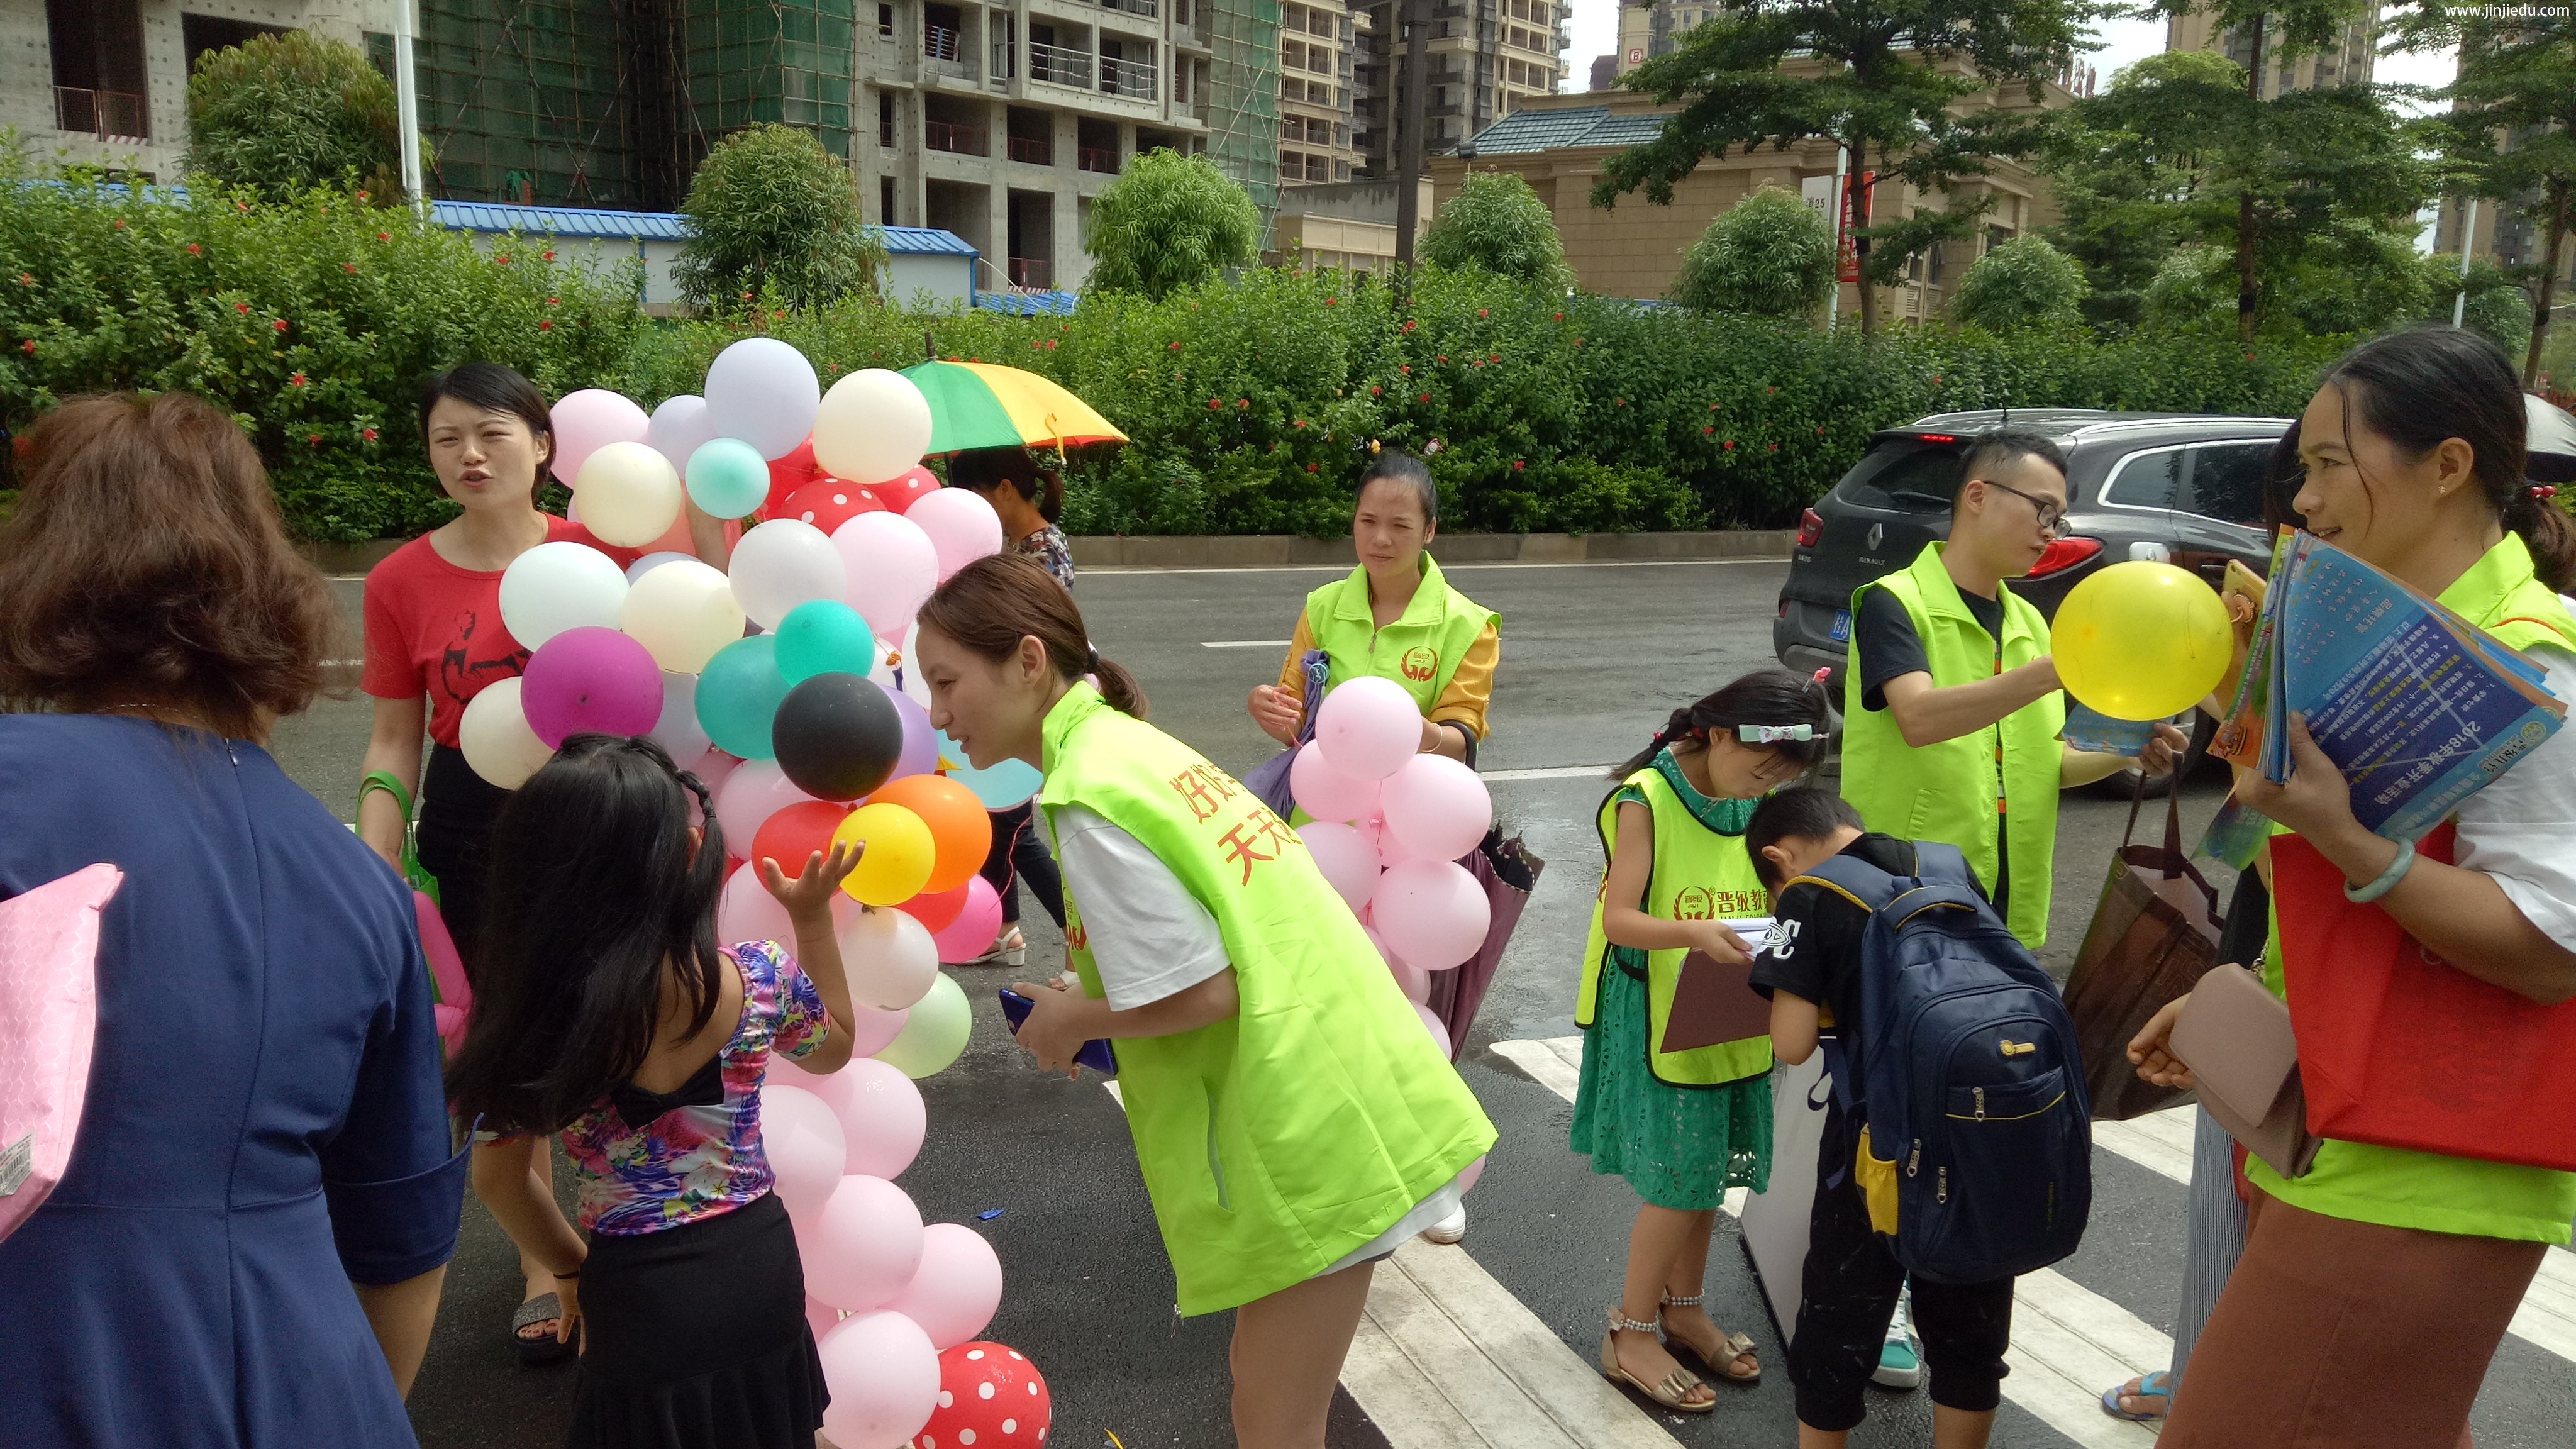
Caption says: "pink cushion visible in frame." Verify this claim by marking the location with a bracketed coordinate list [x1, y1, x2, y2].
[0, 863, 121, 1243]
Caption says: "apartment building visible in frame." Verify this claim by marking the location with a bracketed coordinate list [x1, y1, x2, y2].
[1611, 0, 1718, 77]
[1349, 0, 1570, 174]
[2167, 5, 2379, 96]
[1276, 0, 1360, 188]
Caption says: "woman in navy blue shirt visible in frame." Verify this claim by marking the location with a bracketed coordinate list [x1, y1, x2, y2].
[0, 392, 468, 1447]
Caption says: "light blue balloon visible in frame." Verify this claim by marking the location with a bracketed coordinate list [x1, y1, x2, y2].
[684, 436, 772, 521]
[935, 729, 1043, 808]
[774, 599, 876, 685]
[696, 635, 790, 759]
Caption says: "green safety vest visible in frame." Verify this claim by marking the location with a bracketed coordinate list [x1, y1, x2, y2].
[1038, 682, 1496, 1315]
[1304, 555, 1499, 717]
[1575, 763, 1775, 1087]
[1839, 541, 2065, 948]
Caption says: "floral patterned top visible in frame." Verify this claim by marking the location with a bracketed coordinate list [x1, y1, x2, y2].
[558, 941, 830, 1236]
[1017, 524, 1075, 590]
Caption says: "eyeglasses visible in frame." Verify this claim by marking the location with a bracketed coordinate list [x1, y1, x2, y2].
[1974, 478, 2072, 539]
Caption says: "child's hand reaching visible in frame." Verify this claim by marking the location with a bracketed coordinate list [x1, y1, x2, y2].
[1687, 918, 1754, 965]
[758, 840, 863, 926]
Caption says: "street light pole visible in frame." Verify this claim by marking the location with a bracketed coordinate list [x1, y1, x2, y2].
[1394, 0, 1430, 273]
[394, 0, 425, 209]
[2453, 196, 2479, 328]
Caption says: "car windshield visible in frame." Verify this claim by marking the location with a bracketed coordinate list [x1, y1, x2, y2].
[1832, 441, 1963, 513]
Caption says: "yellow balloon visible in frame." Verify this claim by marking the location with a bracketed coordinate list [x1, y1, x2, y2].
[2051, 561, 2234, 721]
[831, 802, 936, 906]
[574, 440, 684, 548]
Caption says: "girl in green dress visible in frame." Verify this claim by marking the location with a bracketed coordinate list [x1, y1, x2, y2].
[1572, 667, 1833, 1412]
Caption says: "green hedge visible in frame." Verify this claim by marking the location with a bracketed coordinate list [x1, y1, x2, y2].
[2, 175, 2346, 542]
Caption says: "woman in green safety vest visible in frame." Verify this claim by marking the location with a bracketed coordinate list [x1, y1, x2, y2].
[1248, 449, 1500, 765]
[914, 553, 1497, 1449]
[1574, 667, 1833, 1413]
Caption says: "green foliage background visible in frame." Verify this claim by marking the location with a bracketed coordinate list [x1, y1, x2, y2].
[1951, 236, 2088, 331]
[185, 30, 410, 203]
[671, 124, 887, 313]
[1421, 173, 1575, 292]
[1671, 185, 1835, 319]
[1081, 150, 1262, 301]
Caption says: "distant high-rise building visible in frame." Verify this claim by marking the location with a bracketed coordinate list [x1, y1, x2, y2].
[1350, 0, 1570, 174]
[1615, 0, 1721, 78]
[1589, 53, 1617, 91]
[1277, 0, 1362, 189]
[2165, 6, 2379, 96]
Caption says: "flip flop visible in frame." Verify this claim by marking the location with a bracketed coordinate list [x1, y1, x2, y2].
[2099, 1369, 2172, 1421]
[513, 1292, 576, 1367]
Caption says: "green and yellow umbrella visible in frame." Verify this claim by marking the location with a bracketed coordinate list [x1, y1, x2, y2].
[900, 360, 1127, 456]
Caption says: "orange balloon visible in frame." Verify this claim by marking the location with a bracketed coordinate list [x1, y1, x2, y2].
[867, 774, 992, 894]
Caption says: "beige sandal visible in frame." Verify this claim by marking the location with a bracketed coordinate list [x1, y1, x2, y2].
[1599, 1307, 1716, 1413]
[1660, 1292, 1760, 1384]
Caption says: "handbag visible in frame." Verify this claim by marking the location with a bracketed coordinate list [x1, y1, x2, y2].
[2273, 825, 2576, 1172]
[0, 863, 121, 1243]
[358, 769, 441, 905]
[2060, 722, 2225, 1121]
[2169, 962, 2321, 1180]
[1240, 648, 1330, 819]
[357, 771, 474, 1055]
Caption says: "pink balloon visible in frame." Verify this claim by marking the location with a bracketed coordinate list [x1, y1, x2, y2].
[690, 747, 742, 796]
[718, 860, 794, 945]
[1299, 822, 1379, 911]
[831, 511, 940, 643]
[1374, 813, 1421, 869]
[931, 875, 1004, 962]
[803, 1056, 928, 1179]
[806, 1295, 843, 1343]
[760, 1082, 848, 1218]
[880, 1223, 1004, 1350]
[1458, 1153, 1487, 1194]
[1370, 859, 1491, 972]
[906, 486, 1006, 581]
[798, 1174, 925, 1311]
[1413, 1000, 1453, 1058]
[715, 758, 819, 853]
[1314, 675, 1423, 782]
[519, 626, 663, 748]
[1365, 924, 1430, 1004]
[1380, 753, 1494, 863]
[817, 1309, 941, 1448]
[549, 388, 650, 485]
[1290, 743, 1380, 823]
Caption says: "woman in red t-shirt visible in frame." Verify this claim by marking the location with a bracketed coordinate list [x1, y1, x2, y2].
[357, 362, 719, 1363]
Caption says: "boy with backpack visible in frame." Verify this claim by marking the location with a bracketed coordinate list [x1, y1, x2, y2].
[1743, 787, 2092, 1448]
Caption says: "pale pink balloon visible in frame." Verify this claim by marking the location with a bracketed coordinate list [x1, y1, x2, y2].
[906, 486, 1005, 580]
[1375, 814, 1420, 869]
[831, 511, 940, 643]
[1413, 1000, 1453, 1057]
[1314, 675, 1423, 782]
[838, 906, 941, 1011]
[1380, 753, 1494, 863]
[1365, 924, 1431, 1004]
[1299, 821, 1379, 911]
[691, 748, 742, 796]
[549, 387, 650, 485]
[798, 1175, 925, 1311]
[1371, 858, 1491, 972]
[1290, 743, 1379, 823]
[880, 1223, 1004, 1350]
[931, 874, 1006, 962]
[718, 860, 794, 945]
[714, 757, 818, 854]
[817, 1309, 940, 1448]
[1458, 1153, 1487, 1194]
[760, 1083, 848, 1218]
[805, 1295, 843, 1343]
[821, 1057, 929, 1179]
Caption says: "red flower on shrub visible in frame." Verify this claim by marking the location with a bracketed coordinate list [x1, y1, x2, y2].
[1710, 402, 1721, 411]
[543, 249, 556, 261]
[1553, 313, 1564, 322]
[1930, 374, 1943, 385]
[16, 274, 30, 286]
[1401, 320, 1416, 332]
[1615, 398, 1626, 407]
[1768, 442, 1779, 452]
[1293, 419, 1307, 428]
[1436, 355, 1447, 364]
[1236, 399, 1248, 409]
[1724, 440, 1736, 450]
[1767, 386, 1777, 394]
[186, 244, 201, 256]
[19, 340, 31, 354]
[357, 191, 371, 203]
[539, 319, 555, 330]
[1573, 338, 1584, 347]
[495, 254, 509, 265]
[1370, 386, 1382, 395]
[362, 428, 379, 442]
[1477, 309, 1488, 318]
[345, 262, 358, 273]
[1324, 297, 1338, 306]
[1816, 426, 1826, 435]
[1512, 459, 1524, 470]
[377, 231, 391, 243]
[113, 218, 126, 230]
[1209, 399, 1222, 409]
[272, 319, 287, 331]
[1488, 353, 1499, 364]
[1702, 425, 1713, 434]
[307, 433, 322, 447]
[2243, 352, 2255, 362]
[235, 302, 250, 314]
[1306, 462, 1318, 472]
[1418, 393, 1431, 403]
[1169, 340, 1182, 351]
[547, 297, 560, 306]
[289, 372, 307, 387]
[1400, 365, 1411, 374]
[235, 200, 249, 213]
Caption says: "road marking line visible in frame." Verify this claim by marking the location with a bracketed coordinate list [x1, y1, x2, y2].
[1484, 765, 1618, 783]
[1200, 639, 1294, 648]
[1084, 558, 1784, 576]
[2090, 1108, 2195, 1186]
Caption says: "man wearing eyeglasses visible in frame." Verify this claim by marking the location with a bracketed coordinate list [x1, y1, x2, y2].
[1839, 430, 2184, 951]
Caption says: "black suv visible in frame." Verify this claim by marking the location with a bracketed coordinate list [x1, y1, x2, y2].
[1775, 408, 2290, 689]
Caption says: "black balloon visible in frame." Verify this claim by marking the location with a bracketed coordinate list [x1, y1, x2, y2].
[772, 671, 904, 802]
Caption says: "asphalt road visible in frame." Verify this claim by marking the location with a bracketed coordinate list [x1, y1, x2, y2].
[268, 558, 2571, 1448]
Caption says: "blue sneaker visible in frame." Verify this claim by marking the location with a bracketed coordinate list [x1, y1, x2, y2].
[1874, 1285, 1923, 1390]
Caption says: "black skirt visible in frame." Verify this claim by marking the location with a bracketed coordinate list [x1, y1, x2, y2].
[564, 1192, 828, 1449]
[413, 742, 511, 981]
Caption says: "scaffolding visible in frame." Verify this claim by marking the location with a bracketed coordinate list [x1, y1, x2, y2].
[1204, 0, 1284, 238]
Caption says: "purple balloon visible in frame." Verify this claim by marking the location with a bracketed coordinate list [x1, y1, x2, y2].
[875, 679, 939, 780]
[521, 626, 664, 748]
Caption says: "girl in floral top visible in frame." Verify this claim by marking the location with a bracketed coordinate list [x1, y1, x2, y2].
[446, 735, 865, 1449]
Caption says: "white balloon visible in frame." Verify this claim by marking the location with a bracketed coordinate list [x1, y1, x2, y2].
[572, 440, 684, 548]
[704, 337, 821, 460]
[619, 558, 747, 674]
[899, 621, 931, 709]
[811, 367, 935, 486]
[457, 678, 555, 789]
[730, 519, 848, 630]
[831, 513, 940, 644]
[645, 672, 711, 763]
[644, 394, 719, 474]
[836, 906, 940, 1012]
[906, 486, 1006, 580]
[624, 550, 692, 583]
[760, 1084, 848, 1218]
[497, 540, 628, 650]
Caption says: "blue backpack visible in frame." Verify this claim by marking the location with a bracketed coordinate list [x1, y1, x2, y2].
[1800, 843, 2092, 1284]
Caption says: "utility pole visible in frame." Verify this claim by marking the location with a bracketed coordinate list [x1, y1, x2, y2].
[1826, 138, 1848, 327]
[2453, 196, 2479, 328]
[393, 0, 425, 209]
[1393, 0, 1431, 272]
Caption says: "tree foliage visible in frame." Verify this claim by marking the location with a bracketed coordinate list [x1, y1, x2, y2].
[671, 124, 885, 313]
[1421, 172, 1572, 289]
[1952, 235, 2087, 331]
[184, 30, 407, 202]
[1670, 186, 1835, 318]
[2038, 50, 2240, 330]
[1082, 150, 1261, 301]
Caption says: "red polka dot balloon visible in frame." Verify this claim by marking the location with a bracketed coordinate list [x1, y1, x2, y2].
[910, 1341, 1049, 1448]
[782, 477, 888, 534]
[884, 465, 941, 513]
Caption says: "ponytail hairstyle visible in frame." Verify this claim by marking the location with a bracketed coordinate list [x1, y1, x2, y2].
[947, 446, 1065, 526]
[1610, 665, 1834, 780]
[1357, 447, 1437, 526]
[445, 734, 729, 1136]
[2319, 325, 2576, 592]
[917, 553, 1148, 717]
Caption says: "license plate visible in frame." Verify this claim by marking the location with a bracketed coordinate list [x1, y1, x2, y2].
[1829, 608, 1852, 643]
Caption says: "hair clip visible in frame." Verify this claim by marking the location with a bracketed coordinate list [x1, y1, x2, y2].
[1740, 724, 1815, 745]
[2534, 485, 2559, 501]
[1810, 666, 1831, 684]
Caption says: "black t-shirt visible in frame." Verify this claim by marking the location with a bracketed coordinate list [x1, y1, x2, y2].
[1750, 833, 1991, 1029]
[1853, 586, 2004, 714]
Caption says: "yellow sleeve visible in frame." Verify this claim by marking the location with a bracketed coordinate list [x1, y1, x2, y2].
[1430, 620, 1499, 740]
[1276, 613, 1318, 695]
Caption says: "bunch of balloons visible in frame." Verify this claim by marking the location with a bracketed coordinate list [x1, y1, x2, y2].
[2050, 560, 2235, 721]
[1286, 677, 1495, 1021]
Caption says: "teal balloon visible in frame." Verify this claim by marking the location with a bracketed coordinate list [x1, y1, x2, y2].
[684, 437, 771, 520]
[936, 729, 1043, 808]
[695, 635, 791, 759]
[774, 599, 876, 684]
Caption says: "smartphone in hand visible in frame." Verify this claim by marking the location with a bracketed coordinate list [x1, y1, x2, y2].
[997, 988, 1119, 1076]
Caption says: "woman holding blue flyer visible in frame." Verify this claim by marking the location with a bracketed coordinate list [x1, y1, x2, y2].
[2129, 326, 2576, 1449]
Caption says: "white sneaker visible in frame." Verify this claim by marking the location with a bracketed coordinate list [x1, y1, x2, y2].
[1419, 1203, 1467, 1245]
[1873, 1283, 1923, 1389]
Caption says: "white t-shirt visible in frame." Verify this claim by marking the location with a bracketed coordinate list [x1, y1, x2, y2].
[2451, 643, 2576, 953]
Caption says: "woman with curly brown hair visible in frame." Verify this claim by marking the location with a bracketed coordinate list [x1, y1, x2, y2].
[0, 392, 466, 1448]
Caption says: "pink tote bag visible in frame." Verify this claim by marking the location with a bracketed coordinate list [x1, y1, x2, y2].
[0, 862, 122, 1243]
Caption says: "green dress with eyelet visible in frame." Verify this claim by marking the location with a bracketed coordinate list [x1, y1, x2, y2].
[1569, 749, 1774, 1210]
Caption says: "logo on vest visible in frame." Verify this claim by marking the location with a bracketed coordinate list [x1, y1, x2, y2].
[1674, 886, 1718, 921]
[1401, 645, 1438, 683]
[1067, 918, 1089, 951]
